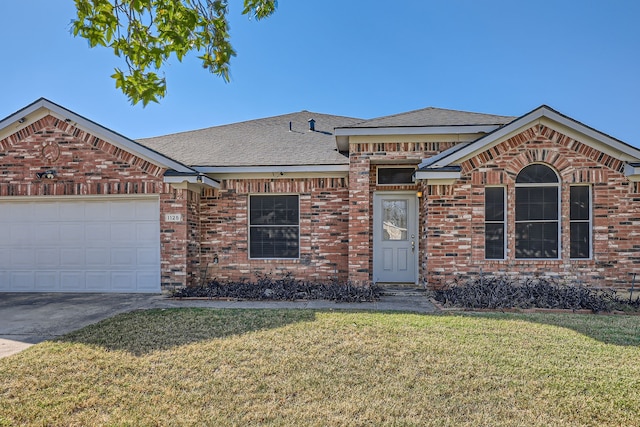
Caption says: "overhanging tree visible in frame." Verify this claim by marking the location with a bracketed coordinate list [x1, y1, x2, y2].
[72, 0, 277, 106]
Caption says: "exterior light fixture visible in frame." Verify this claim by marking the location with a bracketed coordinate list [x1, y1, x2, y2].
[213, 254, 219, 264]
[36, 169, 57, 180]
[416, 191, 423, 198]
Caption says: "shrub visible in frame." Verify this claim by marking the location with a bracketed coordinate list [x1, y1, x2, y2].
[432, 277, 640, 313]
[171, 272, 381, 303]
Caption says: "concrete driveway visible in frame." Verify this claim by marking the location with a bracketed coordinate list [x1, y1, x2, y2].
[0, 290, 436, 358]
[0, 293, 169, 358]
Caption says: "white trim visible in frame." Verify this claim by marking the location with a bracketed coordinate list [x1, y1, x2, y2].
[484, 186, 507, 260]
[163, 174, 220, 188]
[414, 170, 461, 181]
[0, 98, 195, 173]
[624, 163, 640, 181]
[195, 165, 349, 174]
[569, 184, 592, 260]
[248, 194, 301, 260]
[334, 125, 500, 152]
[514, 164, 561, 260]
[0, 194, 159, 202]
[335, 125, 500, 137]
[424, 106, 640, 169]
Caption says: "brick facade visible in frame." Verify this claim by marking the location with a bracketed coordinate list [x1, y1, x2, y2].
[199, 177, 350, 283]
[3, 105, 638, 292]
[0, 114, 192, 289]
[423, 124, 640, 288]
[347, 139, 463, 284]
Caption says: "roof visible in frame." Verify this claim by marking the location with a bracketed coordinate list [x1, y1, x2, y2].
[0, 98, 198, 176]
[420, 105, 640, 170]
[138, 111, 363, 167]
[339, 106, 515, 128]
[415, 105, 640, 182]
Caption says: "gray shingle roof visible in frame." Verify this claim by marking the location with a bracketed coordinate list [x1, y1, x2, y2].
[342, 107, 515, 128]
[137, 107, 516, 168]
[138, 111, 363, 167]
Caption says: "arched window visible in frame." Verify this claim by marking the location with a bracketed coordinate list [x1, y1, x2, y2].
[515, 164, 560, 258]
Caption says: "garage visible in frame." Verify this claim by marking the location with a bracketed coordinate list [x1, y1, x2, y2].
[0, 197, 161, 293]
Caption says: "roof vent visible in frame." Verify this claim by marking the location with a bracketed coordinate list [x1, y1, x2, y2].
[308, 118, 315, 132]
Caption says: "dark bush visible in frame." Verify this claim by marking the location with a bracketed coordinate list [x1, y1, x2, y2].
[432, 277, 640, 313]
[171, 272, 381, 303]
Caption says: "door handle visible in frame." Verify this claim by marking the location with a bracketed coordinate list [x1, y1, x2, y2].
[411, 240, 415, 252]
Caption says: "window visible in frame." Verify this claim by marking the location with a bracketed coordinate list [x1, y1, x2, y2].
[377, 167, 415, 185]
[485, 187, 505, 259]
[382, 199, 408, 241]
[515, 164, 559, 259]
[570, 186, 591, 258]
[249, 195, 299, 259]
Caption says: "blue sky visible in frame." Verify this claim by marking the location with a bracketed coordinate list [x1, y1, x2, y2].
[2, 1, 639, 146]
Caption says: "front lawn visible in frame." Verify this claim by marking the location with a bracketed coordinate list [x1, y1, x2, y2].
[1, 309, 639, 426]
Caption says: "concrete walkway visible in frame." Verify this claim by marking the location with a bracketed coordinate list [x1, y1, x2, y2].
[0, 291, 437, 358]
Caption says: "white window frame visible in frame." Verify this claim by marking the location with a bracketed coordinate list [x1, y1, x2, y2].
[248, 194, 300, 260]
[514, 164, 561, 260]
[485, 185, 507, 260]
[569, 184, 592, 259]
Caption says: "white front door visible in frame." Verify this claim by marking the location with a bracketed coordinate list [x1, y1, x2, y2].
[373, 192, 418, 283]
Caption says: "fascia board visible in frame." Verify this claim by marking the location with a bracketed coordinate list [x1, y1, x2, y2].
[624, 163, 640, 181]
[195, 165, 350, 174]
[334, 124, 500, 137]
[426, 106, 640, 169]
[0, 98, 195, 174]
[163, 174, 220, 188]
[414, 170, 461, 181]
[334, 125, 499, 155]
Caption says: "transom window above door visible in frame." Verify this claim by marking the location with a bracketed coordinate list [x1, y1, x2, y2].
[377, 167, 415, 185]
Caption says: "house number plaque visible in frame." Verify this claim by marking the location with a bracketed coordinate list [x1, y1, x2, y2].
[165, 213, 182, 222]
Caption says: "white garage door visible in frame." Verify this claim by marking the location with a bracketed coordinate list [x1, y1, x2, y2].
[0, 197, 161, 293]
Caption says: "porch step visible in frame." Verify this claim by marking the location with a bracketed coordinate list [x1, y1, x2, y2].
[379, 284, 428, 297]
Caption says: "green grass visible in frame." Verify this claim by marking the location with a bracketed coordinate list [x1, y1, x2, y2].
[1, 309, 639, 426]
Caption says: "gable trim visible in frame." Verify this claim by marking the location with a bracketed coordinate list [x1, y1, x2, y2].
[0, 98, 195, 174]
[422, 105, 640, 170]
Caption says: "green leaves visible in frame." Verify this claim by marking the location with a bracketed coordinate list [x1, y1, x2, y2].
[72, 0, 277, 106]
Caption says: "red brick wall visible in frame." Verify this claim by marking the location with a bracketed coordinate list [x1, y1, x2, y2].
[199, 177, 350, 283]
[0, 115, 191, 289]
[348, 141, 458, 284]
[424, 124, 640, 289]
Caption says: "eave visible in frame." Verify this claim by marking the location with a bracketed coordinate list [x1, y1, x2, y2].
[414, 166, 461, 185]
[334, 125, 501, 152]
[0, 98, 196, 174]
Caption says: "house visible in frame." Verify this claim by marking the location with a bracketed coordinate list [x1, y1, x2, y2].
[1, 98, 639, 293]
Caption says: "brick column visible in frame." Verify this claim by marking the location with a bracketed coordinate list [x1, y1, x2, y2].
[348, 154, 371, 283]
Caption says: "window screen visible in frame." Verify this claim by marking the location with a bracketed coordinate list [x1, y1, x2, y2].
[249, 195, 299, 258]
[570, 186, 591, 258]
[515, 165, 559, 259]
[485, 187, 505, 259]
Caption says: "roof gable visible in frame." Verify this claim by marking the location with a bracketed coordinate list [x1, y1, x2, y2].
[421, 105, 640, 170]
[0, 98, 195, 174]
